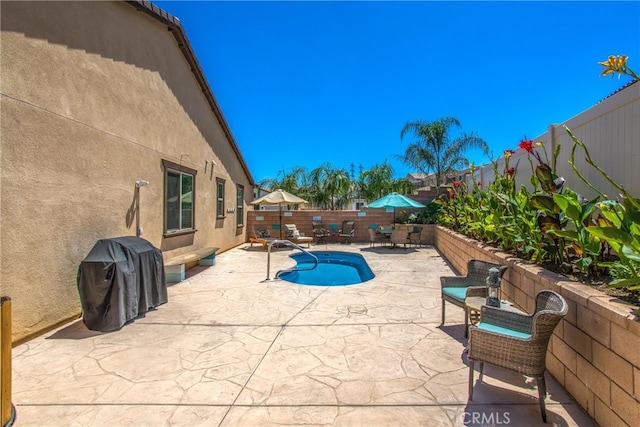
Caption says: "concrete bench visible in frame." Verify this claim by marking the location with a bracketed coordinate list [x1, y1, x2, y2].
[164, 247, 219, 282]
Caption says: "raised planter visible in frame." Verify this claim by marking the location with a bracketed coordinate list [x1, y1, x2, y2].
[432, 225, 640, 426]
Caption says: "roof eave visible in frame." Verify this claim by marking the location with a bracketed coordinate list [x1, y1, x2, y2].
[126, 0, 255, 186]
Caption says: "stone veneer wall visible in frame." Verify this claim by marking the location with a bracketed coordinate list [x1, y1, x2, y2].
[434, 225, 640, 426]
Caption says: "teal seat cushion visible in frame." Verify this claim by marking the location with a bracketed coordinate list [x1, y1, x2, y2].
[442, 287, 468, 302]
[477, 322, 532, 339]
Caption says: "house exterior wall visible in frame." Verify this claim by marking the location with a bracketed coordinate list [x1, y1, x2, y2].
[467, 82, 640, 199]
[1, 1, 253, 342]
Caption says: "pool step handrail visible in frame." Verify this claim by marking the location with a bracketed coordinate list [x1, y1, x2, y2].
[264, 240, 318, 281]
[275, 246, 319, 279]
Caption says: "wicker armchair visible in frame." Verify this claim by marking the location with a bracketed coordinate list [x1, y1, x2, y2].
[390, 229, 409, 249]
[408, 226, 422, 247]
[467, 290, 568, 423]
[440, 259, 508, 337]
[367, 227, 386, 247]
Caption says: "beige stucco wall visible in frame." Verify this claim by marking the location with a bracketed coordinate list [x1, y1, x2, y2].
[1, 1, 252, 342]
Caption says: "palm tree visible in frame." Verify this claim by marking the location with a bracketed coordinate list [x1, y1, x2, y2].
[359, 162, 394, 200]
[307, 165, 330, 209]
[391, 177, 416, 195]
[399, 117, 488, 195]
[359, 161, 416, 201]
[258, 166, 308, 195]
[308, 163, 351, 210]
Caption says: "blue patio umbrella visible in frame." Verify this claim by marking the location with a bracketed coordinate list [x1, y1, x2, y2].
[367, 192, 426, 223]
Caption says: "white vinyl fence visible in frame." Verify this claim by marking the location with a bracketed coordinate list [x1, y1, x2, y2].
[467, 82, 639, 201]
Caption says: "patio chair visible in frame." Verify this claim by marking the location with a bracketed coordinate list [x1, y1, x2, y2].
[338, 220, 355, 243]
[312, 221, 331, 244]
[390, 228, 409, 249]
[283, 224, 313, 248]
[468, 290, 568, 423]
[250, 225, 277, 249]
[418, 227, 430, 247]
[408, 226, 422, 247]
[368, 227, 386, 247]
[440, 259, 508, 337]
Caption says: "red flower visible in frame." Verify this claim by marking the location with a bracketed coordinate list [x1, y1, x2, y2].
[449, 192, 455, 199]
[505, 167, 515, 176]
[477, 182, 481, 187]
[518, 139, 534, 153]
[452, 181, 462, 188]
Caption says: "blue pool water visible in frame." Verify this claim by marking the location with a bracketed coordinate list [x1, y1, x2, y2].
[278, 251, 375, 286]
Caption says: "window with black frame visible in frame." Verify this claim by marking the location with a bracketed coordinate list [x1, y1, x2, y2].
[236, 184, 244, 227]
[216, 178, 225, 218]
[163, 160, 196, 234]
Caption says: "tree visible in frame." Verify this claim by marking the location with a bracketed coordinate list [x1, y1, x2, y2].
[258, 166, 308, 195]
[359, 162, 394, 200]
[359, 161, 416, 201]
[308, 163, 351, 210]
[399, 117, 488, 195]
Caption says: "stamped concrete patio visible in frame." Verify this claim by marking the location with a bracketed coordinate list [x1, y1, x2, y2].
[11, 244, 593, 426]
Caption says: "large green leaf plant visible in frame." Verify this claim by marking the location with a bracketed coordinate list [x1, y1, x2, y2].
[437, 55, 639, 298]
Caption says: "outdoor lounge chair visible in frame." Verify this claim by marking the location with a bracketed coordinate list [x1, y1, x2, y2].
[338, 220, 355, 243]
[312, 221, 331, 244]
[283, 224, 313, 248]
[468, 290, 568, 423]
[250, 225, 277, 249]
[440, 259, 508, 337]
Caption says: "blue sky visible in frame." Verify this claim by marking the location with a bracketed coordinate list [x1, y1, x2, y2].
[156, 1, 639, 184]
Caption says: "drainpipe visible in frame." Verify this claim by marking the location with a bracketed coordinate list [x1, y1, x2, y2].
[135, 181, 150, 237]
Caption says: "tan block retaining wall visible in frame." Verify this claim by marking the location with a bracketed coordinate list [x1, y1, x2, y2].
[434, 226, 640, 426]
[246, 209, 434, 243]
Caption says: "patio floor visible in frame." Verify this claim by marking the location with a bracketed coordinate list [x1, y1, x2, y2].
[11, 243, 594, 426]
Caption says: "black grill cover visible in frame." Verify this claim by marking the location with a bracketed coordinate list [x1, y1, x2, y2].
[77, 236, 167, 332]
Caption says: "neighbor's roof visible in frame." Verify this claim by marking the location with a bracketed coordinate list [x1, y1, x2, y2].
[406, 173, 429, 180]
[127, 0, 255, 186]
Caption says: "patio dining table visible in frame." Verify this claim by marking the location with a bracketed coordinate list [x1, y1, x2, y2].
[378, 226, 393, 246]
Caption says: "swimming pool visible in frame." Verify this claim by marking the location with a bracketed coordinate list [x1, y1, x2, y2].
[277, 251, 375, 286]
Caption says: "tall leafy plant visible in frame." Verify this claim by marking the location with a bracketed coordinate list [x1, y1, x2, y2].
[564, 55, 640, 289]
[435, 54, 639, 298]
